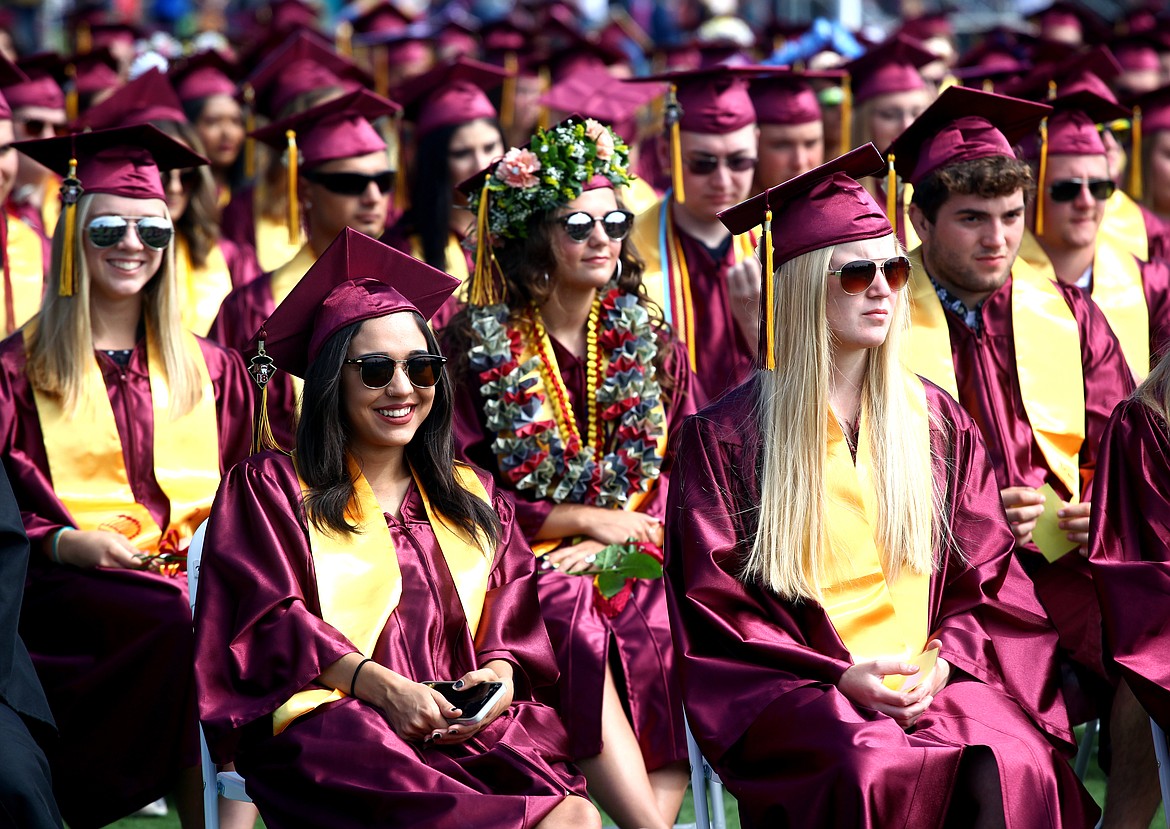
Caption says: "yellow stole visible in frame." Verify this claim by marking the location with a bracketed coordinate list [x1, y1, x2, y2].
[1017, 229, 1149, 380]
[820, 372, 930, 662]
[1100, 189, 1150, 262]
[25, 324, 221, 551]
[631, 198, 756, 371]
[253, 178, 306, 273]
[904, 247, 1085, 501]
[42, 177, 61, 236]
[175, 237, 234, 337]
[272, 461, 493, 735]
[409, 232, 470, 300]
[620, 177, 659, 216]
[3, 215, 45, 336]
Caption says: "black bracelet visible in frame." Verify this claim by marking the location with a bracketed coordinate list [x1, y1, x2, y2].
[350, 658, 373, 698]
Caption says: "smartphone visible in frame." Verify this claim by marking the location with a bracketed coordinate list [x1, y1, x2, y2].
[424, 680, 507, 725]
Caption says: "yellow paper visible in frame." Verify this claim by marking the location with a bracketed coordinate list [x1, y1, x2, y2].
[1030, 483, 1078, 563]
[883, 647, 939, 691]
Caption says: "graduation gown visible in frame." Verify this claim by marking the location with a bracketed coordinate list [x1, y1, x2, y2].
[449, 329, 696, 768]
[194, 453, 587, 829]
[0, 331, 253, 828]
[1089, 397, 1170, 730]
[666, 378, 1098, 829]
[908, 268, 1134, 712]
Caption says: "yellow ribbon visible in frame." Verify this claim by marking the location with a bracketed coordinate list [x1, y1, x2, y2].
[820, 372, 930, 663]
[274, 462, 492, 734]
[175, 236, 234, 337]
[26, 325, 220, 551]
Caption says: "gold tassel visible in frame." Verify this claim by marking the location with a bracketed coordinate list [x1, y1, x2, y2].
[64, 64, 78, 122]
[982, 78, 994, 93]
[761, 207, 775, 371]
[336, 21, 353, 58]
[536, 66, 551, 130]
[1047, 79, 1057, 101]
[59, 158, 80, 297]
[1130, 106, 1143, 200]
[667, 83, 685, 205]
[471, 181, 497, 306]
[886, 153, 897, 231]
[395, 114, 410, 213]
[243, 84, 256, 180]
[1036, 117, 1048, 236]
[375, 46, 390, 98]
[77, 22, 92, 55]
[840, 74, 852, 155]
[286, 129, 298, 246]
[500, 52, 518, 133]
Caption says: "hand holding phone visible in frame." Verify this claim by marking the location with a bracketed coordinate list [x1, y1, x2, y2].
[424, 680, 508, 725]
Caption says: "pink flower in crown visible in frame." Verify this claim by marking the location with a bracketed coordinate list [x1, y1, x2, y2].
[584, 119, 615, 161]
[497, 148, 542, 188]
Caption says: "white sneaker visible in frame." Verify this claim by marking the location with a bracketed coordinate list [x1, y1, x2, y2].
[133, 798, 169, 817]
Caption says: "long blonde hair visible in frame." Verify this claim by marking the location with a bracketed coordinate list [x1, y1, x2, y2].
[24, 192, 204, 417]
[744, 236, 944, 602]
[1137, 351, 1170, 420]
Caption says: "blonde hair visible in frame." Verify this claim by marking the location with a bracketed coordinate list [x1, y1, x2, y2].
[24, 192, 204, 417]
[1137, 352, 1170, 420]
[744, 236, 945, 602]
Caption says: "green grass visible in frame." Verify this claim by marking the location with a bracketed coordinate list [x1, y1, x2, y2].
[100, 728, 1164, 829]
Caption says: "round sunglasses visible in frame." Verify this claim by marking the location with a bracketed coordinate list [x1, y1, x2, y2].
[86, 216, 174, 250]
[303, 170, 395, 196]
[826, 256, 912, 295]
[344, 354, 447, 389]
[556, 209, 635, 243]
[1048, 178, 1115, 203]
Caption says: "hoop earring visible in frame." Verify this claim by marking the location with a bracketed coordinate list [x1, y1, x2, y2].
[541, 272, 550, 289]
[613, 259, 623, 282]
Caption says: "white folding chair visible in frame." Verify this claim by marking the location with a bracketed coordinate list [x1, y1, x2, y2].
[188, 520, 253, 829]
[1152, 717, 1170, 829]
[685, 714, 727, 829]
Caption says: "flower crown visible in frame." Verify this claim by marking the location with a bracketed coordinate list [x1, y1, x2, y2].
[469, 118, 632, 242]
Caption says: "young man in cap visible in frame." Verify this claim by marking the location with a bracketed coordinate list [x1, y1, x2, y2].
[630, 66, 761, 403]
[211, 88, 400, 450]
[747, 67, 837, 196]
[891, 86, 1157, 828]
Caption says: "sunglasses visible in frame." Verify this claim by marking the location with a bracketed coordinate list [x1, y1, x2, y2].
[18, 118, 67, 138]
[685, 153, 757, 176]
[1048, 177, 1116, 203]
[826, 256, 912, 294]
[556, 209, 635, 243]
[344, 354, 447, 389]
[304, 170, 395, 196]
[86, 215, 174, 250]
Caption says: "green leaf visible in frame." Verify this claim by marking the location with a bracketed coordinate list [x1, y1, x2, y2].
[619, 552, 663, 580]
[593, 545, 621, 569]
[596, 571, 627, 599]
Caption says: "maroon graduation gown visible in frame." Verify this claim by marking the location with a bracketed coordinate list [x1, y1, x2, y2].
[1089, 397, 1170, 729]
[219, 237, 262, 290]
[449, 329, 696, 768]
[194, 453, 586, 829]
[0, 331, 253, 828]
[936, 275, 1133, 713]
[666, 378, 1098, 829]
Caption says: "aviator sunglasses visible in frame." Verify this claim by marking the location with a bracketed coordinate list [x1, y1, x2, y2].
[827, 256, 912, 295]
[304, 170, 395, 196]
[556, 209, 635, 243]
[1048, 177, 1116, 203]
[86, 216, 174, 250]
[344, 354, 447, 389]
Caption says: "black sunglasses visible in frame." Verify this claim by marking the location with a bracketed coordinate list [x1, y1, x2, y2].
[304, 170, 395, 196]
[556, 209, 634, 243]
[685, 153, 757, 176]
[344, 354, 447, 389]
[1048, 178, 1115, 203]
[86, 215, 174, 250]
[18, 117, 67, 138]
[827, 256, 912, 295]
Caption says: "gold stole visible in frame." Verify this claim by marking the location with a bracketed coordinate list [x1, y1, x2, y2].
[272, 462, 493, 735]
[632, 198, 756, 371]
[3, 215, 45, 336]
[25, 324, 221, 551]
[42, 177, 61, 236]
[901, 183, 921, 251]
[904, 246, 1085, 501]
[409, 233, 470, 301]
[1018, 229, 1149, 380]
[1100, 190, 1149, 262]
[820, 373, 930, 662]
[175, 237, 234, 337]
[620, 177, 659, 216]
[253, 179, 306, 273]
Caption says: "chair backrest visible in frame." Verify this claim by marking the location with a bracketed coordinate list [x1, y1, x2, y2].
[187, 519, 209, 619]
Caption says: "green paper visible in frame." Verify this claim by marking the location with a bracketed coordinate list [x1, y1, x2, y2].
[1031, 483, 1078, 563]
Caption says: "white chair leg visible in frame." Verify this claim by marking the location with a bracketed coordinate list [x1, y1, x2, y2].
[200, 726, 220, 829]
[685, 715, 712, 829]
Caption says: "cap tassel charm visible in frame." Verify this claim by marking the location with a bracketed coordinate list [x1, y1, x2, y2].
[1129, 106, 1143, 201]
[59, 158, 83, 297]
[666, 84, 685, 205]
[247, 330, 280, 454]
[760, 204, 775, 371]
[286, 129, 299, 246]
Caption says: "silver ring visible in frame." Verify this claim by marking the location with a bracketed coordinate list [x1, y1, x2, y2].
[584, 553, 597, 564]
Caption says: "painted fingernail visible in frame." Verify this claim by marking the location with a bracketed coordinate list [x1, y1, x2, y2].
[453, 680, 464, 690]
[540, 560, 551, 570]
[432, 731, 443, 740]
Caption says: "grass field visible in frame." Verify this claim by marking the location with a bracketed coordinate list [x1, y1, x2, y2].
[101, 725, 1165, 829]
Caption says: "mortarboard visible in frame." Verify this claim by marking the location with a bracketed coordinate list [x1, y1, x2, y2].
[1002, 45, 1122, 102]
[78, 67, 185, 131]
[254, 0, 322, 34]
[244, 30, 372, 119]
[539, 67, 662, 145]
[350, 1, 414, 38]
[255, 226, 459, 381]
[170, 50, 237, 102]
[1028, 2, 1108, 46]
[843, 34, 936, 106]
[746, 66, 844, 126]
[394, 56, 505, 138]
[5, 53, 66, 112]
[0, 54, 28, 120]
[718, 143, 890, 369]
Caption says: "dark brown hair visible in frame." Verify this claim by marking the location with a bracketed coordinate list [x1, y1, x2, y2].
[153, 119, 220, 268]
[912, 155, 1036, 223]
